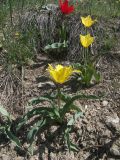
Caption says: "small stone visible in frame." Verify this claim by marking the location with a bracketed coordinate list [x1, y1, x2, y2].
[106, 114, 119, 124]
[105, 139, 111, 144]
[102, 100, 108, 106]
[45, 4, 58, 10]
[110, 144, 120, 156]
[16, 157, 25, 160]
[87, 125, 93, 132]
[82, 119, 88, 124]
[46, 81, 55, 87]
[90, 140, 96, 145]
[103, 130, 111, 137]
[38, 81, 55, 89]
[38, 82, 44, 88]
[105, 113, 120, 132]
[116, 138, 120, 146]
[1, 154, 10, 160]
[29, 155, 39, 160]
[10, 142, 16, 150]
[81, 142, 87, 147]
[85, 105, 88, 110]
[50, 152, 56, 160]
[82, 152, 90, 159]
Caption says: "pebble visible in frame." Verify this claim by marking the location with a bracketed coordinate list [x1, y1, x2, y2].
[110, 144, 120, 156]
[102, 100, 108, 106]
[105, 113, 120, 131]
[82, 152, 90, 159]
[87, 124, 93, 132]
[82, 119, 88, 124]
[16, 157, 25, 160]
[106, 115, 120, 123]
[81, 142, 87, 147]
[29, 156, 39, 160]
[1, 154, 10, 160]
[38, 81, 55, 89]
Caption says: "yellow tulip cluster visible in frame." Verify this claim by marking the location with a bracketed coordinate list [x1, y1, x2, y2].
[80, 15, 97, 48]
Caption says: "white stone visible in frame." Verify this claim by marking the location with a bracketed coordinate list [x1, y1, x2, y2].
[102, 100, 108, 106]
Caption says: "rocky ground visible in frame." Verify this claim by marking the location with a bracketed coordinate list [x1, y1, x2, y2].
[0, 51, 120, 160]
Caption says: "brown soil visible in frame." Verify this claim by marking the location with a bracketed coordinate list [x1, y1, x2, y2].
[0, 50, 120, 160]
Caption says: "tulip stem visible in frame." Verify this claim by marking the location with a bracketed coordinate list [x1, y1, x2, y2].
[84, 47, 88, 66]
[84, 28, 88, 66]
[57, 87, 61, 110]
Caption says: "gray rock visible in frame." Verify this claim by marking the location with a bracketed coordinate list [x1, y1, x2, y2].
[82, 152, 90, 159]
[1, 154, 10, 160]
[103, 130, 111, 137]
[110, 144, 120, 156]
[15, 157, 25, 160]
[82, 119, 88, 124]
[102, 100, 108, 106]
[38, 81, 55, 89]
[105, 113, 120, 131]
[29, 155, 39, 160]
[81, 141, 87, 147]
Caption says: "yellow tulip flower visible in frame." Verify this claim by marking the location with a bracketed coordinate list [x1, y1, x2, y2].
[48, 64, 80, 84]
[80, 34, 94, 48]
[81, 15, 97, 28]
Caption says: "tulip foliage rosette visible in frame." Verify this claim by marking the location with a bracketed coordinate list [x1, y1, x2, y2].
[11, 64, 99, 153]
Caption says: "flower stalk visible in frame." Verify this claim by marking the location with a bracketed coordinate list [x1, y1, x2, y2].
[57, 86, 61, 110]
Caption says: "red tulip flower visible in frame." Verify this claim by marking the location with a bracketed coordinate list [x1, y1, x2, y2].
[59, 0, 74, 14]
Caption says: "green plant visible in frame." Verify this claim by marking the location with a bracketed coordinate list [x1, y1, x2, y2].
[18, 91, 98, 153]
[0, 63, 100, 154]
[78, 12, 101, 87]
[44, 23, 68, 60]
[44, 41, 68, 59]
[14, 64, 99, 153]
[0, 105, 22, 148]
[76, 0, 120, 18]
[73, 63, 100, 87]
[1, 27, 35, 67]
[59, 25, 68, 42]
